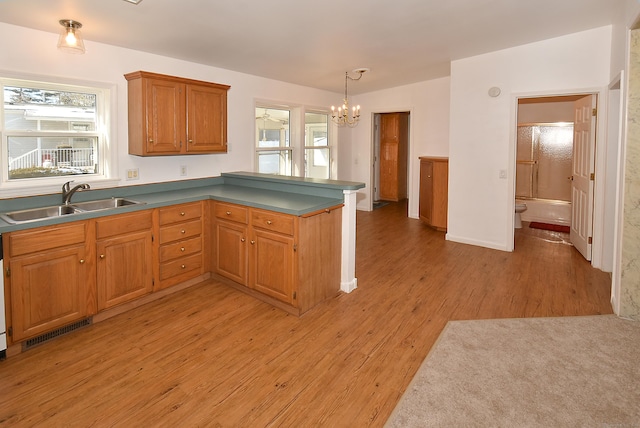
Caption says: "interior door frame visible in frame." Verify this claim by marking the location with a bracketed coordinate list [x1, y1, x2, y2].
[509, 87, 607, 268]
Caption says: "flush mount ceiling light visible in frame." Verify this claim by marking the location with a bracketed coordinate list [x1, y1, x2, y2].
[57, 19, 85, 54]
[331, 68, 369, 127]
[123, 0, 143, 4]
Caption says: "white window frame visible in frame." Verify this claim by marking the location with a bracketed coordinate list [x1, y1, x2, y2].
[255, 101, 336, 179]
[304, 110, 332, 179]
[0, 73, 118, 198]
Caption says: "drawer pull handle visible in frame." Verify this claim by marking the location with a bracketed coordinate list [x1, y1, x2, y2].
[79, 259, 85, 264]
[180, 212, 185, 216]
[180, 247, 185, 252]
[149, 138, 154, 143]
[267, 220, 272, 225]
[181, 229, 186, 234]
[181, 264, 186, 269]
[250, 240, 255, 245]
[100, 254, 105, 259]
[241, 238, 245, 242]
[226, 211, 232, 215]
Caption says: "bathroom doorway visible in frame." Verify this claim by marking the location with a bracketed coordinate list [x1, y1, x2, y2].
[515, 94, 597, 261]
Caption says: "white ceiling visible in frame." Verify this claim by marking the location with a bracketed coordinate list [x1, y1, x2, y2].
[0, 0, 626, 94]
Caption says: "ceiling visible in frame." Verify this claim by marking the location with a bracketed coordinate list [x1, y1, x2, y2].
[0, 0, 626, 94]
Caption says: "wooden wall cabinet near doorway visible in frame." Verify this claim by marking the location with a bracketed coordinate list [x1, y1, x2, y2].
[379, 112, 409, 201]
[419, 157, 449, 231]
[125, 71, 230, 156]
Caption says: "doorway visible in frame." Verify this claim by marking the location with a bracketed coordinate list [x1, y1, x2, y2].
[372, 112, 410, 207]
[514, 94, 597, 261]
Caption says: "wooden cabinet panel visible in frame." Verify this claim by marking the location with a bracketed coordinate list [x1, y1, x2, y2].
[9, 222, 85, 257]
[9, 244, 94, 342]
[159, 219, 202, 244]
[250, 228, 294, 305]
[419, 157, 449, 231]
[96, 211, 153, 311]
[158, 202, 202, 225]
[159, 253, 202, 281]
[215, 220, 248, 286]
[379, 112, 409, 201]
[159, 236, 202, 262]
[250, 208, 294, 235]
[186, 85, 228, 153]
[214, 202, 248, 224]
[125, 71, 229, 156]
[97, 230, 153, 310]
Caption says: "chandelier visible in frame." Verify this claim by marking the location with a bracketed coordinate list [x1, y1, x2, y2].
[331, 68, 368, 127]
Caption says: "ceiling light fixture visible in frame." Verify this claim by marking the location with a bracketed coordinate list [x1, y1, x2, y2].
[123, 0, 143, 4]
[57, 19, 85, 54]
[331, 68, 368, 127]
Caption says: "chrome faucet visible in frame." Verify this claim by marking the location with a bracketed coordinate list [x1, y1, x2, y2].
[62, 181, 90, 205]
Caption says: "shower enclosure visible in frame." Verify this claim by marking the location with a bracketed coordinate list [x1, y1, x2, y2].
[516, 123, 573, 201]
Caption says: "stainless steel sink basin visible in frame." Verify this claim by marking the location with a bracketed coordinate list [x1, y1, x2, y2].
[0, 204, 79, 224]
[0, 198, 145, 224]
[71, 197, 144, 212]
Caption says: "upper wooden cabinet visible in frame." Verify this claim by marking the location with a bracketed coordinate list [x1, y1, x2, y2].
[379, 112, 409, 201]
[125, 71, 230, 156]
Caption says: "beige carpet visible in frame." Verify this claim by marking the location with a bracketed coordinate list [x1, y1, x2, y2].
[385, 315, 640, 427]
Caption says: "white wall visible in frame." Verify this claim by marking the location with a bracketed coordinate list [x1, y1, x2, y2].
[339, 77, 451, 217]
[0, 22, 341, 197]
[447, 26, 613, 251]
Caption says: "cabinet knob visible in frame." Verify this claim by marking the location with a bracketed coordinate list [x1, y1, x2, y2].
[79, 259, 85, 264]
[181, 264, 186, 269]
[266, 220, 272, 225]
[241, 238, 245, 242]
[188, 139, 193, 143]
[100, 254, 105, 259]
[181, 229, 186, 234]
[226, 211, 231, 215]
[149, 139, 154, 143]
[180, 247, 185, 252]
[180, 212, 185, 216]
[250, 240, 255, 245]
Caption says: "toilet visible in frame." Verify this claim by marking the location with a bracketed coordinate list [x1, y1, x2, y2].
[514, 202, 527, 229]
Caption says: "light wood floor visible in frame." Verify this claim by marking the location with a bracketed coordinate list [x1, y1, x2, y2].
[0, 201, 613, 427]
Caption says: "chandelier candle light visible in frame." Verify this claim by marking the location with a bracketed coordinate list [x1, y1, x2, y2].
[331, 68, 368, 127]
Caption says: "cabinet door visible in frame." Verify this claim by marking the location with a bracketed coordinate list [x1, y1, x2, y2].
[97, 230, 153, 310]
[145, 78, 185, 154]
[419, 160, 434, 225]
[215, 220, 248, 285]
[186, 85, 227, 153]
[249, 228, 294, 305]
[10, 245, 93, 342]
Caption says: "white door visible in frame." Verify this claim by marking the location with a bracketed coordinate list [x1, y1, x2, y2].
[570, 95, 597, 260]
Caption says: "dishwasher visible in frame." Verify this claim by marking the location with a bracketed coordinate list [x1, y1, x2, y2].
[0, 234, 6, 359]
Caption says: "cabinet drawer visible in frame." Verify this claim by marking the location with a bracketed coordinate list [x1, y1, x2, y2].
[159, 202, 202, 225]
[9, 222, 86, 257]
[214, 202, 248, 224]
[251, 209, 294, 236]
[159, 219, 202, 244]
[159, 236, 202, 262]
[160, 253, 202, 280]
[96, 210, 153, 239]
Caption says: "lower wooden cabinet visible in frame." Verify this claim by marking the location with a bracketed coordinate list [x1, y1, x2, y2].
[156, 202, 205, 290]
[419, 156, 449, 231]
[96, 211, 153, 311]
[5, 222, 96, 342]
[213, 201, 342, 315]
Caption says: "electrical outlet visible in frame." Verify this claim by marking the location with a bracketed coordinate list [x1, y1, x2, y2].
[499, 169, 507, 179]
[180, 165, 187, 176]
[126, 168, 139, 180]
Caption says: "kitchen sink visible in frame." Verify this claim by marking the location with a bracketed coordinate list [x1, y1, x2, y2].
[0, 198, 145, 224]
[71, 197, 144, 212]
[0, 204, 79, 224]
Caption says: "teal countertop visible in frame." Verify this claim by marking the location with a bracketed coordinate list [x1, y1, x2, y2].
[0, 172, 365, 233]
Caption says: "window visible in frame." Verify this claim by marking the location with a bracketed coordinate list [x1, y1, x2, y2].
[255, 106, 333, 179]
[1, 77, 112, 192]
[255, 107, 291, 175]
[304, 112, 330, 179]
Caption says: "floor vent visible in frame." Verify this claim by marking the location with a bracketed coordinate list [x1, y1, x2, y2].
[23, 318, 92, 351]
